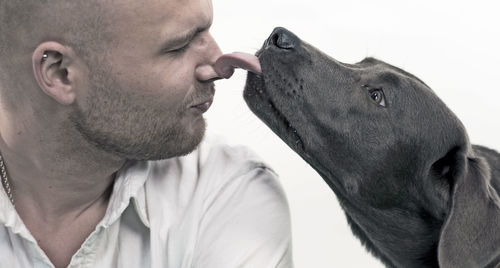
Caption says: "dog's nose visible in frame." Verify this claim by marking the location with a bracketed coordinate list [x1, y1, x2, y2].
[266, 27, 298, 50]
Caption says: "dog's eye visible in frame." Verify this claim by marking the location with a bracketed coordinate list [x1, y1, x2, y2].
[363, 85, 386, 107]
[370, 90, 386, 107]
[371, 90, 382, 102]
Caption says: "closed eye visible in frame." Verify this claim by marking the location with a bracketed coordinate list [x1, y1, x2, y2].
[169, 43, 190, 54]
[162, 27, 206, 55]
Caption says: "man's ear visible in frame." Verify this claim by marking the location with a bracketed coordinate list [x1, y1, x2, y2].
[32, 41, 82, 105]
[437, 154, 500, 268]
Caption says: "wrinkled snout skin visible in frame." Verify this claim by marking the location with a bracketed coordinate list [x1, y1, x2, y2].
[243, 27, 473, 267]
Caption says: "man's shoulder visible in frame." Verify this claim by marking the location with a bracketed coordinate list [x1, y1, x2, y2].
[140, 133, 282, 226]
[136, 135, 292, 268]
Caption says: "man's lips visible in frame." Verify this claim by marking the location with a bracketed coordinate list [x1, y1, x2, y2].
[190, 97, 214, 113]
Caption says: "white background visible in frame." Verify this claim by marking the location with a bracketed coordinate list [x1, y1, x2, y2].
[207, 1, 500, 267]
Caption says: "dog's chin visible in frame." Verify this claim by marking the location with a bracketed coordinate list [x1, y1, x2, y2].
[244, 71, 306, 155]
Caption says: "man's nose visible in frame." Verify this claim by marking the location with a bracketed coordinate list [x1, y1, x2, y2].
[195, 32, 223, 82]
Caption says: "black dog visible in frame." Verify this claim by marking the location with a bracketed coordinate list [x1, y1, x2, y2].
[244, 27, 500, 268]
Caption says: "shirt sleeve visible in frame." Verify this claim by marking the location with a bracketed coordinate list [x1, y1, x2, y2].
[192, 165, 294, 268]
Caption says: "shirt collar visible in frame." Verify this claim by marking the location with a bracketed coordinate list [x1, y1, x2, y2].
[99, 160, 151, 229]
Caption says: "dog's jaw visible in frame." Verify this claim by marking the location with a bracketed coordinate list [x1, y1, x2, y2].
[244, 71, 306, 154]
[247, 49, 361, 190]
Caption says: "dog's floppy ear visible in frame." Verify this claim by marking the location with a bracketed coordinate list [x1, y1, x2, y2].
[438, 154, 500, 268]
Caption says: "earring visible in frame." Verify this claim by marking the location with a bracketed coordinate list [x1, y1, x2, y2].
[41, 53, 48, 62]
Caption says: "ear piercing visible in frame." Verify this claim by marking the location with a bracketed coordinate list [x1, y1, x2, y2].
[41, 53, 48, 62]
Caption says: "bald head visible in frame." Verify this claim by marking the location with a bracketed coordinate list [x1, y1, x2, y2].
[0, 0, 111, 59]
[0, 1, 113, 106]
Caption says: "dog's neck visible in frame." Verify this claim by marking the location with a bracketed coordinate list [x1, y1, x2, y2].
[337, 152, 500, 268]
[340, 198, 443, 268]
[312, 163, 443, 267]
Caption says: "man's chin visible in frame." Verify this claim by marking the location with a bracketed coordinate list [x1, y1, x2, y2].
[127, 120, 206, 161]
[150, 127, 206, 160]
[75, 116, 207, 162]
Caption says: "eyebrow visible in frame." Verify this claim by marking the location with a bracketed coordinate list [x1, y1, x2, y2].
[161, 24, 210, 51]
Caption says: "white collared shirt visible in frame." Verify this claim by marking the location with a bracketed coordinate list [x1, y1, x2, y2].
[0, 135, 293, 268]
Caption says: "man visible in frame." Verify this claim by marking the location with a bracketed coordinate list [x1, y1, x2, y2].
[0, 0, 293, 267]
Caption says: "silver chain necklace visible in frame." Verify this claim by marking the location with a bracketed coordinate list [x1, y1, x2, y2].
[0, 153, 14, 206]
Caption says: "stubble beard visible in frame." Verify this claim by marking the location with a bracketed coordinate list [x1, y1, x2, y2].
[68, 67, 209, 161]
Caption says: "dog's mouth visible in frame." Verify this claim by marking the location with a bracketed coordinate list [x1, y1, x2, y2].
[216, 41, 307, 154]
[244, 69, 306, 154]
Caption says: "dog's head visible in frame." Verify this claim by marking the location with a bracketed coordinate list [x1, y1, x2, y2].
[244, 27, 500, 267]
[244, 27, 469, 210]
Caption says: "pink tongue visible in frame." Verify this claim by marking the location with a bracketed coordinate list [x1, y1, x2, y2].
[215, 52, 262, 79]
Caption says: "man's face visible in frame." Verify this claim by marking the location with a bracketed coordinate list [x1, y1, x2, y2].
[69, 0, 221, 160]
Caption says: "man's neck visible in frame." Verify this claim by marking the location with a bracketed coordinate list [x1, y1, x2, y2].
[0, 119, 126, 225]
[12, 168, 118, 226]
